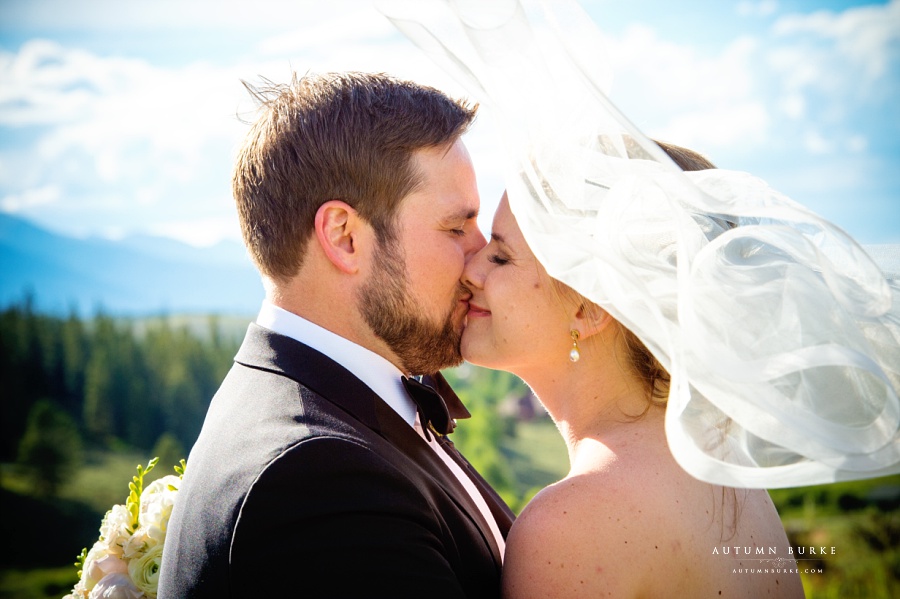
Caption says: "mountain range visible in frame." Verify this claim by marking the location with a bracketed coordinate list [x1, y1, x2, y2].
[0, 213, 264, 315]
[4, 212, 898, 318]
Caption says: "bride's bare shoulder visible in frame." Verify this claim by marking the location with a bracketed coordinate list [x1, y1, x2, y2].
[502, 471, 670, 598]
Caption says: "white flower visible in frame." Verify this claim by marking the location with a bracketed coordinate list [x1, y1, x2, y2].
[64, 581, 88, 599]
[100, 504, 134, 556]
[127, 543, 164, 597]
[82, 542, 128, 591]
[66, 459, 184, 599]
[88, 573, 146, 599]
[138, 475, 180, 545]
[122, 528, 150, 560]
[71, 580, 88, 598]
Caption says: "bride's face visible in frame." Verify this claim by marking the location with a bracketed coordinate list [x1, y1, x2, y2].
[461, 194, 572, 374]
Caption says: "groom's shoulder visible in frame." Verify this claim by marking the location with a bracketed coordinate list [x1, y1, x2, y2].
[159, 401, 398, 598]
[198, 356, 376, 459]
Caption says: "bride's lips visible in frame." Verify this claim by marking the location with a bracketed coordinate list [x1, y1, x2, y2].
[467, 302, 491, 318]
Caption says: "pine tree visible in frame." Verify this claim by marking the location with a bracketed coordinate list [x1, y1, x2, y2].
[18, 399, 83, 496]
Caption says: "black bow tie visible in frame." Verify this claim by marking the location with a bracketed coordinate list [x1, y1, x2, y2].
[401, 376, 454, 437]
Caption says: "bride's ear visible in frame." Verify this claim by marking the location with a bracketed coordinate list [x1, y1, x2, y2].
[572, 301, 613, 340]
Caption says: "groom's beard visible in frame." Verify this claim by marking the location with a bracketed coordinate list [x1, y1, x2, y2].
[358, 238, 464, 375]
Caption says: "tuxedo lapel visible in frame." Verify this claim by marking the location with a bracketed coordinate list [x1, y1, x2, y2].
[235, 324, 509, 567]
[235, 323, 383, 431]
[424, 373, 515, 537]
[435, 435, 515, 537]
[372, 399, 506, 568]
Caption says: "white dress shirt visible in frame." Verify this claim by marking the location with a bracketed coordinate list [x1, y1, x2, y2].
[256, 301, 505, 558]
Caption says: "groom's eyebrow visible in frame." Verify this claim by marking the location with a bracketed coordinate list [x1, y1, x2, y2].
[491, 232, 506, 244]
[444, 207, 479, 223]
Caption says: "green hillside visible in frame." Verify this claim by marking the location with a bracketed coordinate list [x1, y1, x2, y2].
[1, 302, 896, 598]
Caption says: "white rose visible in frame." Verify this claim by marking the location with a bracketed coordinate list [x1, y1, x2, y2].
[70, 579, 88, 598]
[100, 504, 134, 556]
[64, 581, 89, 599]
[138, 475, 180, 544]
[82, 542, 128, 591]
[88, 573, 146, 599]
[127, 543, 164, 597]
[122, 528, 150, 560]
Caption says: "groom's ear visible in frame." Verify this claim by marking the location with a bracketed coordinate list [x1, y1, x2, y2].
[314, 200, 367, 274]
[573, 302, 613, 340]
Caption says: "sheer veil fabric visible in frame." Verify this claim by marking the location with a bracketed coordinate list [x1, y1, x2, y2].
[377, 0, 900, 488]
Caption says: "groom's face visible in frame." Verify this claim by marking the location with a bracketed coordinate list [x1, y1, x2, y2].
[358, 140, 485, 374]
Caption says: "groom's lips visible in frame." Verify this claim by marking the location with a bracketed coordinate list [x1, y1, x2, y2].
[454, 294, 472, 319]
[467, 302, 491, 318]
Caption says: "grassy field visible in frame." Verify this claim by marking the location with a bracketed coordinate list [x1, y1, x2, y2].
[502, 418, 568, 503]
[771, 477, 900, 598]
[2, 436, 897, 598]
[0, 450, 182, 599]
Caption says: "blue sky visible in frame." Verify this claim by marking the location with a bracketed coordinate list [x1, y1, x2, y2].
[1, 0, 897, 246]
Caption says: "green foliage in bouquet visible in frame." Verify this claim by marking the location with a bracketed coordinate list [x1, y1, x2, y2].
[64, 458, 185, 599]
[126, 458, 159, 527]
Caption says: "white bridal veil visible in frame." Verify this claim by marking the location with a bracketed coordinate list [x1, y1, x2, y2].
[378, 0, 900, 488]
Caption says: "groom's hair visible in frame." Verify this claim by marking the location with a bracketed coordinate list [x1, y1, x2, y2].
[233, 72, 477, 282]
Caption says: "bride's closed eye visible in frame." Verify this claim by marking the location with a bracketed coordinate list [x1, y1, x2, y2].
[488, 253, 509, 266]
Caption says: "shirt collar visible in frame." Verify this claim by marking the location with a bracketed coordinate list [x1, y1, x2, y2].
[256, 300, 418, 428]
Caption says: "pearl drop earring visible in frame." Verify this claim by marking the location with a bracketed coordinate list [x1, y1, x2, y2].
[569, 329, 581, 362]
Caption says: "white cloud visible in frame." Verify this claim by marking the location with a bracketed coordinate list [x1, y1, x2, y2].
[737, 1, 779, 18]
[0, 40, 126, 126]
[32, 60, 247, 182]
[655, 102, 769, 149]
[0, 7, 480, 246]
[0, 185, 60, 212]
[257, 7, 396, 56]
[0, 0, 365, 33]
[801, 132, 868, 156]
[803, 130, 834, 154]
[779, 93, 805, 119]
[848, 135, 868, 153]
[0, 41, 252, 243]
[612, 25, 759, 105]
[0, 41, 261, 216]
[147, 215, 242, 247]
[772, 0, 900, 82]
[605, 25, 767, 147]
[1, 0, 895, 247]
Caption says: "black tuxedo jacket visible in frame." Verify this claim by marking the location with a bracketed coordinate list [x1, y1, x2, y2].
[158, 324, 515, 598]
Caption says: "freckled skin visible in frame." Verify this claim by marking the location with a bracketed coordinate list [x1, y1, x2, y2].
[461, 196, 574, 378]
[461, 196, 805, 599]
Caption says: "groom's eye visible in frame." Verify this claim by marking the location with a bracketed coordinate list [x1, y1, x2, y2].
[488, 254, 509, 266]
[449, 228, 466, 236]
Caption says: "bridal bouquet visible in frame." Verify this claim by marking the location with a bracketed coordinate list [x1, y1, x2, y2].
[65, 458, 184, 599]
